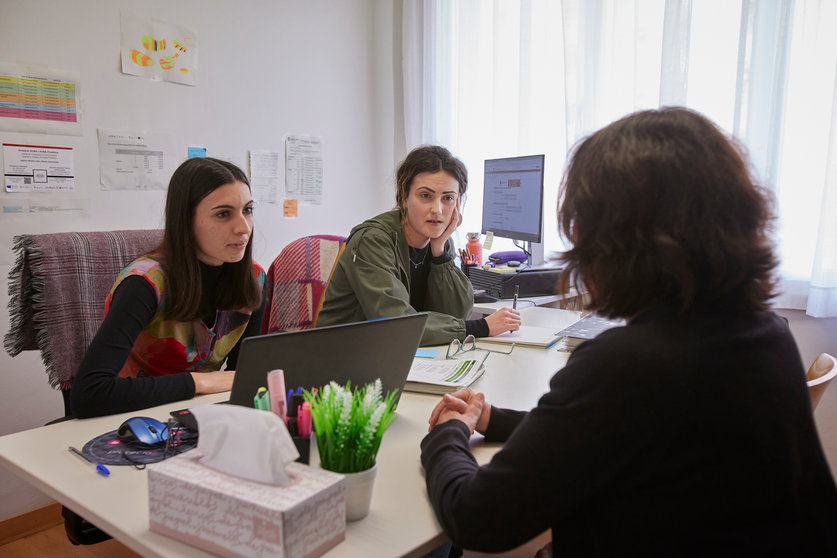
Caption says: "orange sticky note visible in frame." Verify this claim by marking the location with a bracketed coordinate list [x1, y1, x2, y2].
[283, 199, 298, 218]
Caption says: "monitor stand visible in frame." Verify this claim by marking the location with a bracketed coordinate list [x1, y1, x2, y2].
[515, 240, 544, 269]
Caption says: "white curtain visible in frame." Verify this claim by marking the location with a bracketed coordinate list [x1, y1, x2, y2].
[402, 0, 837, 317]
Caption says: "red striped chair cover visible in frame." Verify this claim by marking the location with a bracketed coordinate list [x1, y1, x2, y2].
[261, 235, 347, 334]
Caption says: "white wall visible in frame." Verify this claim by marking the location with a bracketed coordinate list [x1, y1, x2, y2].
[0, 0, 401, 520]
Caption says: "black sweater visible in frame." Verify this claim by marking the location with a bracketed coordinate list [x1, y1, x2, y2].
[421, 303, 837, 556]
[70, 265, 264, 418]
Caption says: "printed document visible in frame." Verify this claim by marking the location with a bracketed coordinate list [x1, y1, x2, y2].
[405, 357, 486, 394]
[97, 129, 172, 190]
[3, 143, 74, 192]
[285, 134, 323, 205]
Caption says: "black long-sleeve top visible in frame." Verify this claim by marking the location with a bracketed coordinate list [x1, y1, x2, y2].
[410, 248, 489, 338]
[70, 264, 265, 418]
[421, 302, 837, 556]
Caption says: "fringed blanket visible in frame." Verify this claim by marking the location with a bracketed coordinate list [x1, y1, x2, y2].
[4, 230, 163, 390]
[262, 235, 346, 334]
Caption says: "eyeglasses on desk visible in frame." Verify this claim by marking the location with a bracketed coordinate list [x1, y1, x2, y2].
[446, 334, 515, 360]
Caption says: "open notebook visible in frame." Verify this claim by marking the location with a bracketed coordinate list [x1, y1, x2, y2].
[479, 306, 582, 348]
[404, 353, 488, 395]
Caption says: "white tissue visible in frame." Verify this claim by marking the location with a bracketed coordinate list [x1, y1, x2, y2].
[190, 404, 300, 486]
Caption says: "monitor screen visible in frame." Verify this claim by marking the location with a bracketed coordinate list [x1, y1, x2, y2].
[481, 154, 545, 244]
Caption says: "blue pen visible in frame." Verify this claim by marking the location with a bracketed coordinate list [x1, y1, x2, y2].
[68, 446, 110, 477]
[287, 388, 293, 407]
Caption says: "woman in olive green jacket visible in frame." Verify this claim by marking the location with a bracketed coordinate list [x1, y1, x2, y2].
[317, 146, 520, 346]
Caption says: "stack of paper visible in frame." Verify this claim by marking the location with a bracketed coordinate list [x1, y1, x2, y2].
[404, 358, 485, 395]
[480, 306, 583, 348]
[553, 313, 625, 351]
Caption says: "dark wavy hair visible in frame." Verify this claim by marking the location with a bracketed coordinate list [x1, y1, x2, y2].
[557, 107, 777, 318]
[159, 157, 262, 321]
[395, 145, 468, 212]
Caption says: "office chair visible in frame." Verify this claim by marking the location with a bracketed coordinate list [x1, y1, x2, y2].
[4, 229, 163, 545]
[261, 234, 347, 334]
[807, 352, 837, 411]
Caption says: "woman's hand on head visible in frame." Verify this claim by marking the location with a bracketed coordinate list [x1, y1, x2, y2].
[191, 370, 235, 395]
[485, 307, 521, 337]
[430, 202, 460, 258]
[428, 387, 491, 435]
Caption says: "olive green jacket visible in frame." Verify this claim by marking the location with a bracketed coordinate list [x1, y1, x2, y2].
[316, 210, 474, 346]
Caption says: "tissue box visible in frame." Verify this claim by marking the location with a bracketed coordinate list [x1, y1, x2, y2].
[149, 452, 345, 558]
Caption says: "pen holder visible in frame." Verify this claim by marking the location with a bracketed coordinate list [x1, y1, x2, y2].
[461, 262, 477, 277]
[293, 436, 311, 465]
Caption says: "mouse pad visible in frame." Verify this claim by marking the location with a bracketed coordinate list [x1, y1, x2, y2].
[82, 421, 197, 466]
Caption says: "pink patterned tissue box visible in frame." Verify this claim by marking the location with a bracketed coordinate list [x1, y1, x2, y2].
[148, 452, 345, 558]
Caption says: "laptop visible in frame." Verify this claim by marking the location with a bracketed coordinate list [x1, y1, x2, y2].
[226, 313, 428, 408]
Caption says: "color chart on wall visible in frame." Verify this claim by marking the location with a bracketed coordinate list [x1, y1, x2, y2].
[0, 62, 82, 136]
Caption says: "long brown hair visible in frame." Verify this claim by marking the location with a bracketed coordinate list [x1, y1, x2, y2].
[160, 157, 262, 321]
[557, 107, 777, 318]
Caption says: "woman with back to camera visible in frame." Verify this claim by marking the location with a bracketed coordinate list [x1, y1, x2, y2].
[421, 108, 837, 555]
[71, 157, 265, 418]
[316, 145, 520, 346]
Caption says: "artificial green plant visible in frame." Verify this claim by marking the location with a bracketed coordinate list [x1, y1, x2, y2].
[303, 379, 398, 474]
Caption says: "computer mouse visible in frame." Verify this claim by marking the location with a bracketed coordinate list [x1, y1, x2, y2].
[117, 416, 169, 445]
[473, 291, 499, 303]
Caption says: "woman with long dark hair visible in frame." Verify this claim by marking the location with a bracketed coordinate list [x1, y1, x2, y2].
[71, 157, 265, 418]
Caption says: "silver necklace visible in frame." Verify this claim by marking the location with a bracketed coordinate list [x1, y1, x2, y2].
[409, 245, 428, 270]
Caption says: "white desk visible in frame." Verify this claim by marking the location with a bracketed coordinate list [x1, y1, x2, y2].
[472, 288, 579, 315]
[0, 331, 571, 557]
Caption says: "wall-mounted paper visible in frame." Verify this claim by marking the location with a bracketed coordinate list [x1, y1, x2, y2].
[249, 149, 280, 204]
[285, 135, 323, 205]
[3, 143, 74, 192]
[283, 198, 298, 218]
[188, 146, 206, 159]
[0, 62, 82, 136]
[97, 129, 172, 190]
[120, 11, 197, 86]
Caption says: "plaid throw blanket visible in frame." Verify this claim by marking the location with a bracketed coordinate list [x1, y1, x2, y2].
[262, 234, 346, 334]
[4, 230, 164, 390]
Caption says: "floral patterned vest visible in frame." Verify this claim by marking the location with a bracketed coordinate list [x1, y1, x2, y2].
[105, 252, 265, 378]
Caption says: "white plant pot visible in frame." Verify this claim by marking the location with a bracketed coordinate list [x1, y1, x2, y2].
[341, 463, 377, 521]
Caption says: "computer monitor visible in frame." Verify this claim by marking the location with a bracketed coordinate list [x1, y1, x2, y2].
[481, 153, 545, 246]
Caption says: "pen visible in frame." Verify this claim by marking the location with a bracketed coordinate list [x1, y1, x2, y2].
[287, 417, 299, 437]
[68, 446, 110, 477]
[289, 392, 305, 418]
[510, 285, 519, 334]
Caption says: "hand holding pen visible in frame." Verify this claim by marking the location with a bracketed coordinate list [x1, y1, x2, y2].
[484, 306, 521, 336]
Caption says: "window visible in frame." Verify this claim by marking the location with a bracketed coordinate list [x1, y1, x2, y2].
[403, 0, 837, 316]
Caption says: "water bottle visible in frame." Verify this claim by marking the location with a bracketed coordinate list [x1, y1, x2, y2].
[465, 232, 483, 266]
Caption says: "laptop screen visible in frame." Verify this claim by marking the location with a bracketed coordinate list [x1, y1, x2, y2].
[227, 313, 429, 408]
